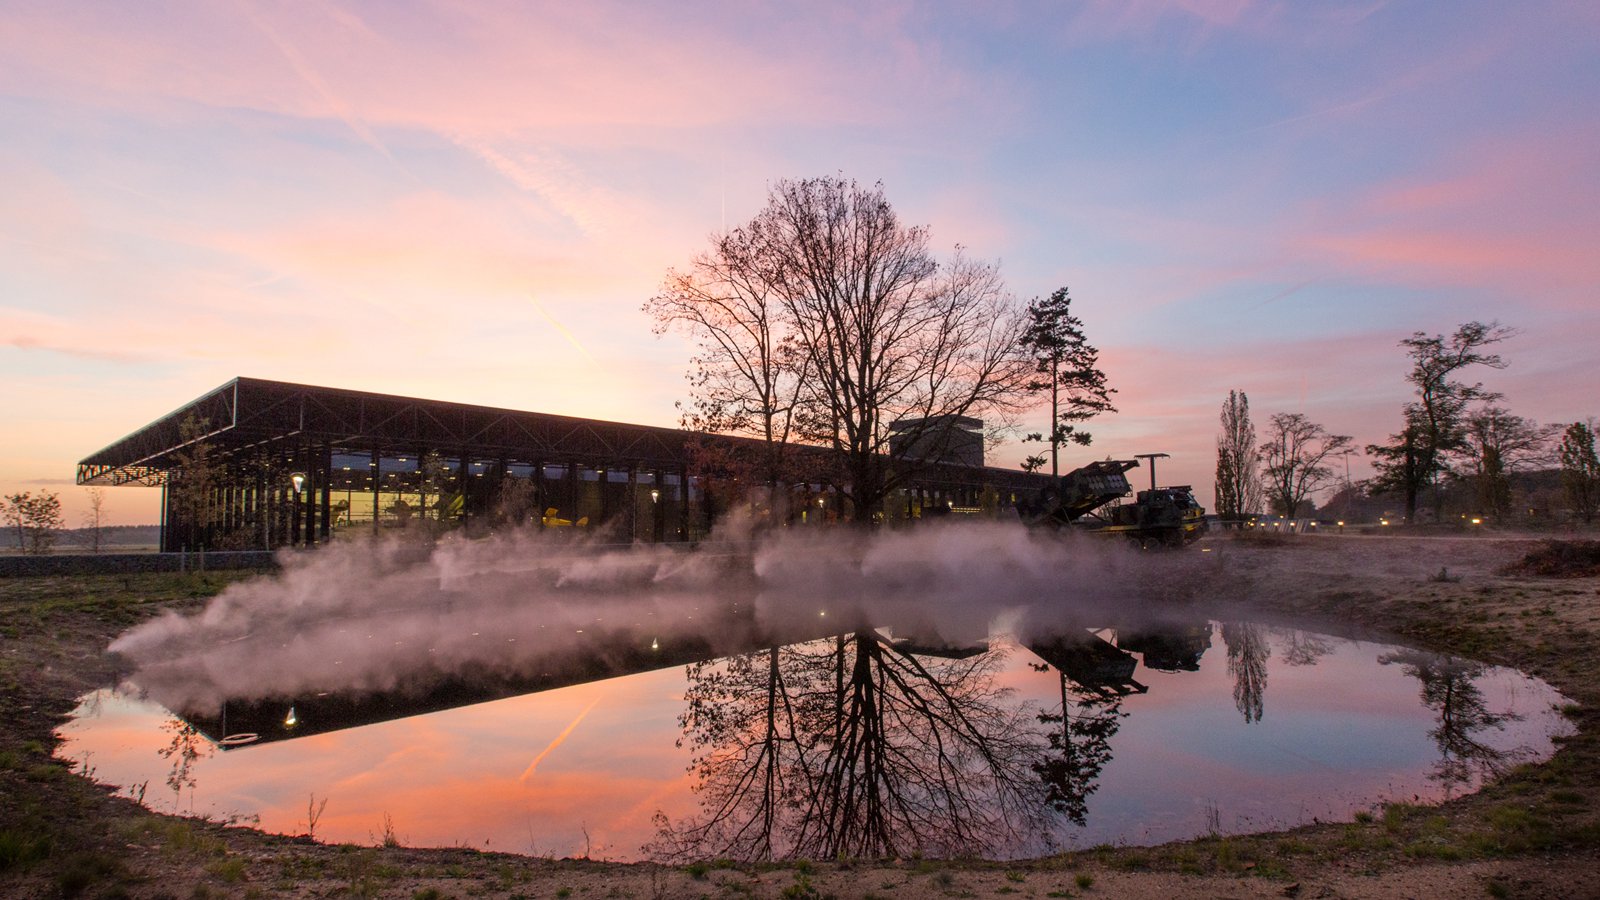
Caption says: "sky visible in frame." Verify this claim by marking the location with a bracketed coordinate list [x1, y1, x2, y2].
[3, 0, 1598, 525]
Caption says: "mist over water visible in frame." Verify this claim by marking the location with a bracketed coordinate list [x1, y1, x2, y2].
[109, 522, 1201, 711]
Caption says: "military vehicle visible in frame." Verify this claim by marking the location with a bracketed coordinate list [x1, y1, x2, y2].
[1022, 458, 1207, 548]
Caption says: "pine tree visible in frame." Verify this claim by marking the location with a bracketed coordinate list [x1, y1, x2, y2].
[1018, 287, 1115, 479]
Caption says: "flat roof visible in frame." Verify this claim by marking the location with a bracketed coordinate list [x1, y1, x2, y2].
[78, 377, 1042, 491]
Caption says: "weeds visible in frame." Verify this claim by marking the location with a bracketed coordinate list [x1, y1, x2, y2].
[306, 792, 328, 840]
[55, 850, 127, 898]
[781, 871, 822, 899]
[0, 827, 52, 871]
[378, 811, 402, 848]
[207, 856, 248, 882]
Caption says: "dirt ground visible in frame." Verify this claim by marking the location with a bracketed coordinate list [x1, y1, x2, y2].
[2, 533, 1598, 899]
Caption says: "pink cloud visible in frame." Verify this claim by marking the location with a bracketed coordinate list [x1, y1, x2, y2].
[1290, 129, 1600, 300]
[0, 1, 1004, 139]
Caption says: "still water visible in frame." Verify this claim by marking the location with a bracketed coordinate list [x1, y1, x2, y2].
[59, 618, 1571, 861]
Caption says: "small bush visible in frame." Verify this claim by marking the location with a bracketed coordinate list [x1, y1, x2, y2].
[1498, 540, 1600, 578]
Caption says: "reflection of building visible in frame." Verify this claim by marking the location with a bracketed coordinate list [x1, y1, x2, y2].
[78, 377, 1042, 551]
[1029, 631, 1148, 695]
[180, 632, 722, 750]
[1117, 623, 1213, 672]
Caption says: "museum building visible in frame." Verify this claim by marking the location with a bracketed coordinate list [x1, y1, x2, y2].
[76, 377, 1043, 552]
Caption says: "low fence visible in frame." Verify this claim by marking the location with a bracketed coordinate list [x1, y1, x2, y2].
[0, 550, 279, 578]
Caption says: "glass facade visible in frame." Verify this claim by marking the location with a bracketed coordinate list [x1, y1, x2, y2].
[95, 380, 1040, 552]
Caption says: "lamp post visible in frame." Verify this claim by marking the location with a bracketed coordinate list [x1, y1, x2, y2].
[1339, 448, 1356, 527]
[1133, 452, 1170, 492]
[289, 472, 305, 546]
[650, 487, 661, 542]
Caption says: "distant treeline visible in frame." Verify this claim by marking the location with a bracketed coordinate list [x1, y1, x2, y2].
[20, 524, 161, 550]
[1319, 468, 1572, 524]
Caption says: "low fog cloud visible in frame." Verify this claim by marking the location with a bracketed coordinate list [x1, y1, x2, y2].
[111, 522, 1218, 712]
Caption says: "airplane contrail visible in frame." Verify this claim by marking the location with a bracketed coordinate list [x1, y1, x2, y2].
[519, 696, 602, 781]
[529, 294, 598, 364]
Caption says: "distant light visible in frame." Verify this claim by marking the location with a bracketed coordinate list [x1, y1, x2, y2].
[289, 472, 306, 494]
[284, 707, 298, 728]
[1337, 521, 1345, 527]
[651, 638, 660, 651]
[1471, 517, 1482, 525]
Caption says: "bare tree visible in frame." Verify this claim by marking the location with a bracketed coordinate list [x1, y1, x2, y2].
[1018, 287, 1115, 478]
[1559, 420, 1600, 524]
[1214, 390, 1260, 521]
[82, 486, 109, 553]
[1368, 322, 1514, 523]
[750, 177, 1033, 522]
[645, 226, 811, 499]
[492, 476, 539, 529]
[1258, 413, 1352, 518]
[418, 450, 451, 530]
[168, 415, 221, 551]
[1460, 407, 1556, 521]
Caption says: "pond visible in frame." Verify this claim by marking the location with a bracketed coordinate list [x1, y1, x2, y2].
[59, 599, 1572, 861]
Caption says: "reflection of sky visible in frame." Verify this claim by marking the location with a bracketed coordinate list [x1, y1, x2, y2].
[58, 624, 1572, 859]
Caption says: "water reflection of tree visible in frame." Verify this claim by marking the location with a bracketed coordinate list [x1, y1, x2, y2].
[1379, 649, 1523, 794]
[654, 631, 1050, 861]
[1221, 623, 1270, 724]
[1280, 629, 1333, 667]
[157, 717, 212, 810]
[1031, 672, 1128, 826]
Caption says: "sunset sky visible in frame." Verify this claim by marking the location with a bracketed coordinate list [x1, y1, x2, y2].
[4, 0, 1598, 524]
